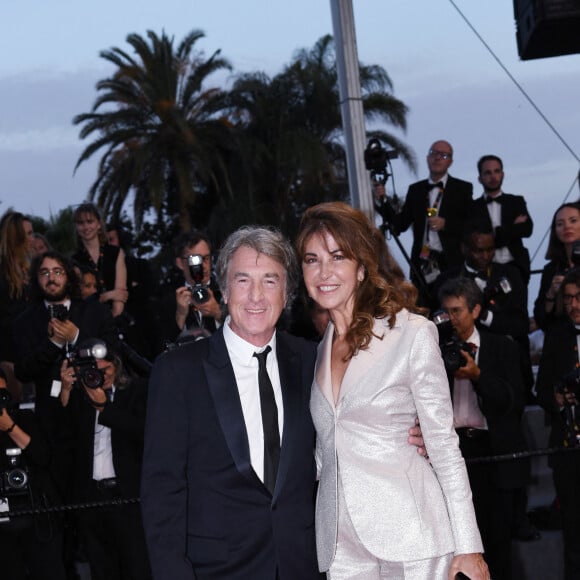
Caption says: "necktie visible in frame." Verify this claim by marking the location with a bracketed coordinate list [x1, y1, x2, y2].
[253, 346, 280, 494]
[429, 181, 444, 190]
[486, 195, 501, 204]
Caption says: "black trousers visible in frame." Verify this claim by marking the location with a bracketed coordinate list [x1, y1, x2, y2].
[552, 451, 580, 580]
[77, 482, 151, 580]
[459, 430, 514, 580]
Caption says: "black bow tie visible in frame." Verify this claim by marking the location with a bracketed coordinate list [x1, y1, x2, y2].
[465, 269, 487, 281]
[429, 181, 444, 190]
[486, 195, 502, 204]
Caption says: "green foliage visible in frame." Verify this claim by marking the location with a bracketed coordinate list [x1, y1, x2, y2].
[73, 30, 415, 256]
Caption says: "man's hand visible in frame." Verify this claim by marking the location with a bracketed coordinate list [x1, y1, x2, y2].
[427, 216, 445, 232]
[83, 385, 108, 411]
[49, 319, 80, 344]
[454, 350, 481, 382]
[194, 288, 222, 322]
[514, 214, 528, 225]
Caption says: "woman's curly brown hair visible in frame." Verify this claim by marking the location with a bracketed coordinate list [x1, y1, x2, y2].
[296, 202, 424, 360]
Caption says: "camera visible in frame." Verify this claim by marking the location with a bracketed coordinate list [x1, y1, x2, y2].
[0, 448, 29, 497]
[432, 310, 477, 374]
[364, 138, 397, 184]
[47, 304, 69, 321]
[0, 390, 12, 411]
[67, 339, 108, 390]
[186, 254, 210, 305]
[555, 368, 580, 448]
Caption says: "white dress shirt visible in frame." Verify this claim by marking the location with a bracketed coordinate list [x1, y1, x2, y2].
[93, 386, 116, 480]
[453, 328, 488, 430]
[223, 316, 284, 483]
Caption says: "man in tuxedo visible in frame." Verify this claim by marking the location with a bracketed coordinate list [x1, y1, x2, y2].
[438, 277, 529, 580]
[142, 226, 323, 580]
[470, 155, 533, 283]
[12, 251, 117, 438]
[376, 139, 473, 307]
[434, 222, 533, 396]
[158, 230, 223, 348]
[536, 268, 580, 579]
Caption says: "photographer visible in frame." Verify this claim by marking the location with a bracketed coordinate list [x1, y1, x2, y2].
[434, 222, 533, 401]
[158, 230, 222, 347]
[12, 252, 117, 456]
[0, 367, 66, 580]
[59, 342, 151, 580]
[438, 277, 529, 580]
[374, 139, 473, 307]
[536, 267, 580, 579]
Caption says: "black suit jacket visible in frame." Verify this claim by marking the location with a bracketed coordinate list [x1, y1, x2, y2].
[63, 377, 148, 501]
[470, 193, 533, 280]
[536, 319, 578, 449]
[12, 299, 117, 421]
[449, 329, 529, 488]
[141, 328, 322, 580]
[395, 175, 473, 271]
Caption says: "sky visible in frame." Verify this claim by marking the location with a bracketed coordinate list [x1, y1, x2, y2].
[1, 0, 579, 308]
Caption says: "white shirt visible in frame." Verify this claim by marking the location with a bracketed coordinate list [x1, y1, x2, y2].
[223, 316, 284, 483]
[426, 174, 448, 252]
[453, 328, 488, 430]
[483, 191, 514, 264]
[93, 386, 116, 480]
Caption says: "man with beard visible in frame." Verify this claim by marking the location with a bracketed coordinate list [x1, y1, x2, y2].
[12, 252, 117, 487]
[470, 155, 533, 284]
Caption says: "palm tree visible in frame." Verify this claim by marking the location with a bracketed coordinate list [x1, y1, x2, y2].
[73, 30, 233, 232]
[226, 34, 415, 236]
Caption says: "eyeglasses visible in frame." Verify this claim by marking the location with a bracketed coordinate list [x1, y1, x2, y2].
[39, 268, 66, 279]
[428, 149, 452, 160]
[563, 292, 580, 305]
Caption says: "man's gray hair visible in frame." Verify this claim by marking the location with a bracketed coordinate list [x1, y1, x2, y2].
[216, 226, 299, 304]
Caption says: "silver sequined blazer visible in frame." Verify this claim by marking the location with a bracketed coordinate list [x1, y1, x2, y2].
[311, 310, 483, 571]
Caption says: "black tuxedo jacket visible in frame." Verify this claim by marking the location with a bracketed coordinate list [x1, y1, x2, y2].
[141, 328, 322, 580]
[434, 263, 528, 339]
[470, 193, 533, 279]
[395, 175, 473, 270]
[449, 329, 529, 488]
[63, 377, 148, 501]
[12, 299, 117, 420]
[536, 319, 578, 448]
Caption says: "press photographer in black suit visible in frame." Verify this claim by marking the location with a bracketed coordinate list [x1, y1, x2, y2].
[12, 252, 117, 479]
[0, 367, 67, 580]
[158, 230, 222, 348]
[59, 343, 151, 580]
[438, 277, 529, 580]
[375, 139, 473, 306]
[536, 267, 580, 580]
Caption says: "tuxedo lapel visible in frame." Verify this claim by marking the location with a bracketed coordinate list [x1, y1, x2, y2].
[203, 331, 257, 486]
[274, 333, 304, 498]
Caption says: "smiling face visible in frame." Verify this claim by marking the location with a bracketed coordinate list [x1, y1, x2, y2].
[38, 257, 69, 302]
[222, 246, 287, 346]
[555, 206, 580, 246]
[75, 211, 101, 243]
[301, 230, 364, 321]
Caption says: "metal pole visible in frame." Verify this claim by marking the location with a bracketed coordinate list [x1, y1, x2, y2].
[330, 0, 373, 219]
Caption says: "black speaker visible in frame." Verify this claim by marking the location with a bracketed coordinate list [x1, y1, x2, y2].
[514, 0, 580, 60]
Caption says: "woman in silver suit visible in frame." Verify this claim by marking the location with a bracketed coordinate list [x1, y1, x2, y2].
[296, 202, 488, 580]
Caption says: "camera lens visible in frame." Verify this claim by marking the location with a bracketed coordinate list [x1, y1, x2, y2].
[81, 367, 105, 389]
[7, 468, 28, 490]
